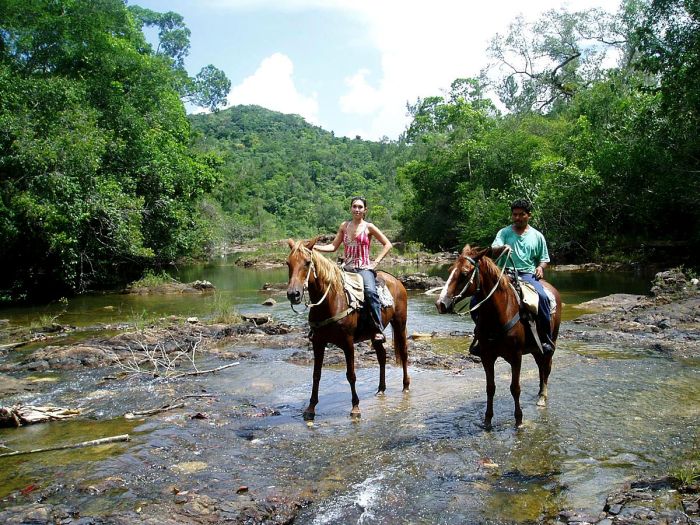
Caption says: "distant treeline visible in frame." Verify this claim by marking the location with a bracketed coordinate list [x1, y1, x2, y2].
[1, 0, 697, 301]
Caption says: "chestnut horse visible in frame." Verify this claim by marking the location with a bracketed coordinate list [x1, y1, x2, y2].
[435, 245, 562, 428]
[286, 238, 410, 420]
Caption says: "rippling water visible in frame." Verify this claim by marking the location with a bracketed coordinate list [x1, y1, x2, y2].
[2, 259, 694, 523]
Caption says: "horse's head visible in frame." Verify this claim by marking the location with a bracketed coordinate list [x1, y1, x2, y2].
[435, 244, 490, 314]
[286, 237, 318, 304]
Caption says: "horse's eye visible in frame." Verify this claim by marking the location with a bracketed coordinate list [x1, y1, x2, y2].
[304, 260, 311, 267]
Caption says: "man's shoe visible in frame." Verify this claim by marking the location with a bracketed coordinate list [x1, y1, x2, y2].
[542, 342, 555, 355]
[469, 337, 481, 356]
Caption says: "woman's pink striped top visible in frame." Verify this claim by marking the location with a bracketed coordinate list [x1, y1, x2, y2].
[343, 222, 371, 269]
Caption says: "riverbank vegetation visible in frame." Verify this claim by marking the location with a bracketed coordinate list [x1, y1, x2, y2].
[1, 0, 698, 302]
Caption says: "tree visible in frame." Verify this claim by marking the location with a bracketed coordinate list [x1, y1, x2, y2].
[0, 0, 221, 300]
[489, 9, 628, 113]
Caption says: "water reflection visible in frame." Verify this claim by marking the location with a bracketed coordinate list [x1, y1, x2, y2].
[2, 257, 692, 524]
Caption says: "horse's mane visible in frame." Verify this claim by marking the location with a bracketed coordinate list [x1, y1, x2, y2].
[292, 241, 344, 296]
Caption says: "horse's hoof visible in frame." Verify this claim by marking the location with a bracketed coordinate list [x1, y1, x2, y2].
[350, 407, 361, 419]
[303, 411, 315, 421]
[536, 396, 547, 407]
[375, 390, 386, 397]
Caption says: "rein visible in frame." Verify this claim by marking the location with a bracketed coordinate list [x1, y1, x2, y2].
[455, 246, 513, 314]
[290, 257, 332, 314]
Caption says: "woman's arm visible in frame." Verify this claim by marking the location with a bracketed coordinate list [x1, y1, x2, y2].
[368, 223, 392, 268]
[313, 223, 345, 253]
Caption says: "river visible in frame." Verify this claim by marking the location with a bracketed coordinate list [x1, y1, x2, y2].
[0, 259, 697, 523]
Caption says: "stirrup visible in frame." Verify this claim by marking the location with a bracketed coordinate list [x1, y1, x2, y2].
[373, 332, 386, 342]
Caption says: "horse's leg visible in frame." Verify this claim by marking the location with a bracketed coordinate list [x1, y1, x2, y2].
[341, 342, 361, 419]
[372, 339, 387, 395]
[536, 353, 553, 407]
[303, 340, 326, 421]
[510, 354, 523, 427]
[483, 356, 496, 429]
[390, 317, 411, 392]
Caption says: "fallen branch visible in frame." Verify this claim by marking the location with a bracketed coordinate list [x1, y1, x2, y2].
[0, 434, 130, 458]
[0, 405, 81, 428]
[0, 341, 26, 351]
[168, 362, 239, 379]
[125, 402, 186, 418]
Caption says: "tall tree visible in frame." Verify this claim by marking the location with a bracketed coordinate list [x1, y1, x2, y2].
[0, 0, 221, 300]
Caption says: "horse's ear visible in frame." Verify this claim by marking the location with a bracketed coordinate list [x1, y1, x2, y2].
[461, 244, 471, 257]
[305, 236, 319, 250]
[287, 238, 295, 250]
[475, 246, 490, 259]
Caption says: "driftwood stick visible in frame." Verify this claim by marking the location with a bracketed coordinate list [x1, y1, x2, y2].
[127, 402, 186, 418]
[173, 394, 216, 402]
[0, 434, 130, 458]
[168, 362, 239, 379]
[0, 342, 26, 351]
[0, 405, 81, 428]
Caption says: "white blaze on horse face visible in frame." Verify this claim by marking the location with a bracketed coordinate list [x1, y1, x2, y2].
[438, 268, 457, 304]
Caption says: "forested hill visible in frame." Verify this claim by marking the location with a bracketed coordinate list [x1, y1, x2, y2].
[188, 105, 405, 240]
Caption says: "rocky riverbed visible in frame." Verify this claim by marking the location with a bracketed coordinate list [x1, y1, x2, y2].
[0, 268, 698, 524]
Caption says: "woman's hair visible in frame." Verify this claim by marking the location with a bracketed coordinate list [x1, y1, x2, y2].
[350, 196, 367, 208]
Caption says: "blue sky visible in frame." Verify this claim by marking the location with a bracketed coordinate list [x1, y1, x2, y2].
[130, 0, 621, 140]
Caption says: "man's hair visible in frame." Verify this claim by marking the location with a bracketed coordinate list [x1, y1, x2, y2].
[510, 198, 532, 213]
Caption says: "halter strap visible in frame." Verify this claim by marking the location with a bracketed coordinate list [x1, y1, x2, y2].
[459, 246, 513, 314]
[308, 307, 354, 329]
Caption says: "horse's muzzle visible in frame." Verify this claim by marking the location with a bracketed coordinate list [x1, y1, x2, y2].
[435, 297, 454, 314]
[287, 288, 302, 305]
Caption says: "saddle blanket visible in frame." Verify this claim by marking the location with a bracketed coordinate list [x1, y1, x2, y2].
[343, 271, 394, 309]
[518, 280, 557, 315]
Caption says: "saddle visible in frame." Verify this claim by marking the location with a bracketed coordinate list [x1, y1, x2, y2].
[510, 279, 557, 315]
[342, 271, 394, 310]
[506, 274, 557, 356]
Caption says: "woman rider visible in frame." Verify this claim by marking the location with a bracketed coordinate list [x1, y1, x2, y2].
[313, 197, 393, 341]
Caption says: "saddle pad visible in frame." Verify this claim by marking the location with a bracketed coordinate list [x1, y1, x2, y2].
[377, 280, 394, 308]
[341, 271, 394, 309]
[342, 271, 365, 309]
[519, 281, 557, 315]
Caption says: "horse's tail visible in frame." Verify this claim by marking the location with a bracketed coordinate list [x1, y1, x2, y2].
[379, 271, 409, 365]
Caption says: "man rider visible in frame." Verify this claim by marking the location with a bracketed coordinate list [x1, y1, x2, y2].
[470, 198, 554, 356]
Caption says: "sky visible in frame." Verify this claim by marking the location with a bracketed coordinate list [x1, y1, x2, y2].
[130, 0, 622, 141]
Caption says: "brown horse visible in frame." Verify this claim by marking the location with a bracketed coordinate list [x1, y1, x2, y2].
[286, 238, 410, 420]
[435, 245, 562, 428]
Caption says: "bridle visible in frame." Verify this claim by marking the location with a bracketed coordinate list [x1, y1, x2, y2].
[454, 246, 513, 314]
[289, 253, 331, 314]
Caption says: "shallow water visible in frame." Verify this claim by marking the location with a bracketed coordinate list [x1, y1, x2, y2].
[3, 259, 693, 524]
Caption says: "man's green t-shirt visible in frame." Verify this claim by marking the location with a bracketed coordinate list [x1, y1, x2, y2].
[492, 225, 550, 274]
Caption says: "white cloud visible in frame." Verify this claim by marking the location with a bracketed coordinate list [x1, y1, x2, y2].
[225, 52, 320, 124]
[331, 0, 622, 139]
[339, 69, 382, 115]
[208, 0, 621, 139]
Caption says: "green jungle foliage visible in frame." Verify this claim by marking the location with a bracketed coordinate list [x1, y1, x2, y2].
[0, 0, 228, 301]
[188, 106, 406, 241]
[1, 0, 698, 302]
[398, 0, 700, 260]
